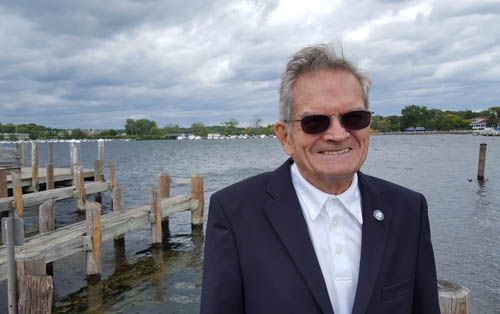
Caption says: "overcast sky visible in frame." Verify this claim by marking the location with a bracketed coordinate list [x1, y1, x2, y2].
[1, 0, 499, 129]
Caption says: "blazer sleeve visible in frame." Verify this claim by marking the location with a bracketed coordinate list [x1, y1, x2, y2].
[200, 194, 245, 314]
[412, 195, 441, 314]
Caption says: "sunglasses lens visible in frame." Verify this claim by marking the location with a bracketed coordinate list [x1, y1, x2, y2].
[341, 111, 371, 130]
[301, 115, 331, 134]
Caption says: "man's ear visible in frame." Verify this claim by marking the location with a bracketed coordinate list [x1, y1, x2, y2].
[275, 121, 293, 156]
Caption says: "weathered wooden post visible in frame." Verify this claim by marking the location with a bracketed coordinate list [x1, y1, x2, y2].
[111, 186, 124, 212]
[438, 280, 469, 314]
[190, 174, 204, 226]
[11, 171, 24, 218]
[31, 142, 39, 192]
[45, 163, 54, 190]
[21, 142, 27, 168]
[109, 161, 118, 189]
[48, 143, 54, 164]
[17, 255, 53, 314]
[98, 139, 104, 163]
[85, 202, 102, 282]
[0, 167, 7, 198]
[150, 187, 162, 247]
[74, 166, 86, 213]
[477, 143, 487, 181]
[158, 173, 171, 235]
[69, 141, 74, 175]
[39, 199, 56, 275]
[94, 160, 104, 203]
[39, 200, 56, 234]
[0, 168, 7, 219]
[70, 141, 80, 178]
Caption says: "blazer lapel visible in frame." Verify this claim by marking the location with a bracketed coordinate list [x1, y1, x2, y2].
[351, 172, 391, 314]
[264, 159, 334, 314]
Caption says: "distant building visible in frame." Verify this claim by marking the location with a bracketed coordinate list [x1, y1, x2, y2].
[207, 133, 221, 139]
[1, 133, 30, 141]
[470, 116, 488, 130]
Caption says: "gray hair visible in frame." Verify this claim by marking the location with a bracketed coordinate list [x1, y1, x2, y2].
[279, 43, 372, 121]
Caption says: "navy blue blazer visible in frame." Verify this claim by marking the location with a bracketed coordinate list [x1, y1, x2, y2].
[201, 159, 440, 314]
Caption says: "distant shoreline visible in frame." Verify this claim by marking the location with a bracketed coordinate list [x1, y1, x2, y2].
[373, 130, 473, 135]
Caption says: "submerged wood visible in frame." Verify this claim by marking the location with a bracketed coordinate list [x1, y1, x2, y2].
[0, 195, 196, 282]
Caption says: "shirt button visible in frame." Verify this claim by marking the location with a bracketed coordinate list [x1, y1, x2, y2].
[336, 248, 342, 254]
[331, 220, 338, 227]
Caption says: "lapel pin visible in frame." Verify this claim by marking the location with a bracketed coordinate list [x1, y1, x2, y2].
[373, 209, 384, 222]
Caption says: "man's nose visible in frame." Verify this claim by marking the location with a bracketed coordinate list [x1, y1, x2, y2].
[322, 116, 350, 141]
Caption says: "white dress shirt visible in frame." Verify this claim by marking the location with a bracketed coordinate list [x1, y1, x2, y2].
[291, 164, 363, 314]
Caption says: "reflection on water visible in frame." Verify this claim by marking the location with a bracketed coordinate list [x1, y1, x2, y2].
[1, 135, 499, 314]
[53, 228, 204, 314]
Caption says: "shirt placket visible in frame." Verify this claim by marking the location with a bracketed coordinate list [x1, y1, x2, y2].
[326, 197, 352, 281]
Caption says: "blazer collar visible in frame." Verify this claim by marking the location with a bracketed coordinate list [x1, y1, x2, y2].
[264, 158, 335, 314]
[352, 171, 391, 314]
[265, 160, 390, 314]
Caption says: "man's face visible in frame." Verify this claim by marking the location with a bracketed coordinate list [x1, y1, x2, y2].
[276, 69, 371, 194]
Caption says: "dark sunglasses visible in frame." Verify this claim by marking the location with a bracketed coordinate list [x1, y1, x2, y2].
[287, 110, 373, 134]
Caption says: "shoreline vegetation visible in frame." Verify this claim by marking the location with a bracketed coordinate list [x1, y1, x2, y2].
[1, 105, 499, 141]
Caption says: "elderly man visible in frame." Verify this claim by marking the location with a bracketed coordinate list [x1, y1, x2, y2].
[200, 44, 440, 314]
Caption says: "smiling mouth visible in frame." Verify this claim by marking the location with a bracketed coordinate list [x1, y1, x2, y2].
[321, 148, 351, 155]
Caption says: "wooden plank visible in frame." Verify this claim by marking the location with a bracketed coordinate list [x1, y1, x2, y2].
[45, 164, 54, 190]
[0, 181, 111, 213]
[171, 177, 191, 185]
[5, 167, 95, 189]
[86, 202, 102, 281]
[31, 143, 39, 192]
[0, 195, 192, 282]
[191, 174, 204, 225]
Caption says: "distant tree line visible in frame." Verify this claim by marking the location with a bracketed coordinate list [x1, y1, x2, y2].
[370, 105, 500, 132]
[4, 106, 499, 141]
[123, 117, 276, 140]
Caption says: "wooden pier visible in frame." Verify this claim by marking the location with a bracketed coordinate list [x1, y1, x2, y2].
[4, 167, 94, 192]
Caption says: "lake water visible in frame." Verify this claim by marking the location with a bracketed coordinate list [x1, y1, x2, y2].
[1, 135, 499, 314]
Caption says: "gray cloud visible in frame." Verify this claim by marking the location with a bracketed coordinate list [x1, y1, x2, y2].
[1, 0, 499, 129]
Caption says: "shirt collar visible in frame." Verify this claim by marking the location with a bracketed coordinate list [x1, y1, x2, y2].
[291, 163, 363, 225]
